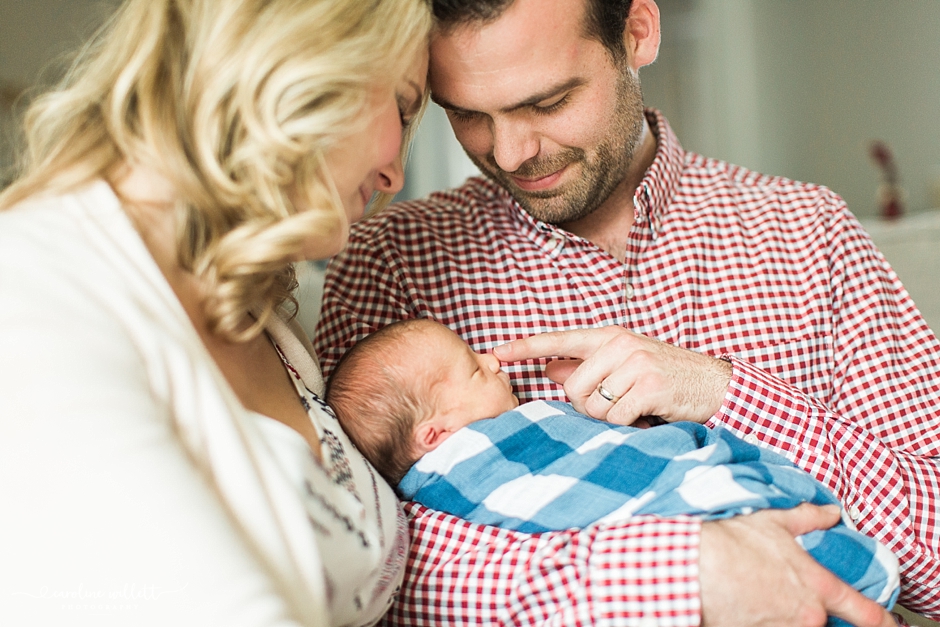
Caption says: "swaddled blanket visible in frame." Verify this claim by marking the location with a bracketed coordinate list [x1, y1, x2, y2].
[398, 400, 900, 616]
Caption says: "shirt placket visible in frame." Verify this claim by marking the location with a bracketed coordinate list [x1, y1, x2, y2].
[621, 183, 656, 333]
[534, 223, 628, 330]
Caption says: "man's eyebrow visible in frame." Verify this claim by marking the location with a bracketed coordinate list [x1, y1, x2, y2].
[432, 77, 585, 115]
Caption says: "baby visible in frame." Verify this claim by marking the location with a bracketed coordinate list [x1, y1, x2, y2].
[325, 319, 900, 619]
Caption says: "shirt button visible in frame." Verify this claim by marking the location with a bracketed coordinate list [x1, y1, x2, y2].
[547, 233, 564, 252]
[848, 505, 861, 521]
[744, 434, 759, 445]
[625, 283, 635, 300]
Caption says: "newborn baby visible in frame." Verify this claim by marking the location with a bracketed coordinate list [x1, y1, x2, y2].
[326, 319, 900, 622]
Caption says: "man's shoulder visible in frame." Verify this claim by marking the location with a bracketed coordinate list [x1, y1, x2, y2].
[674, 152, 848, 225]
[683, 152, 842, 203]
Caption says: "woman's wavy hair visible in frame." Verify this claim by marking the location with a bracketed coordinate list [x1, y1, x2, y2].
[0, 0, 431, 341]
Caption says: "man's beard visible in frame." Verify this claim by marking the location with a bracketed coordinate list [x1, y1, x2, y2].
[468, 68, 646, 225]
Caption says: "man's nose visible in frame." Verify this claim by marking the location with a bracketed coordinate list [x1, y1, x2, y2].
[491, 118, 539, 173]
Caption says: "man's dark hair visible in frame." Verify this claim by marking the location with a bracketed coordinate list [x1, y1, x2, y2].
[432, 0, 634, 59]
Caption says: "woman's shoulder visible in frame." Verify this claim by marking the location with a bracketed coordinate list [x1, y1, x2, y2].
[0, 181, 126, 264]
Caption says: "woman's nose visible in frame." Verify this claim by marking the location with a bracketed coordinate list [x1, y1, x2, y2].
[374, 156, 405, 195]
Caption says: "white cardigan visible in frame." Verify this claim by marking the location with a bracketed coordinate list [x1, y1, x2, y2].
[0, 181, 405, 627]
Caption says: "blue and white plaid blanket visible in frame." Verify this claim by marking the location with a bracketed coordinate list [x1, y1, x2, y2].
[398, 400, 900, 615]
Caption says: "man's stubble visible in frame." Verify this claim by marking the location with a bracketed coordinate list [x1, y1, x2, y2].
[466, 67, 646, 225]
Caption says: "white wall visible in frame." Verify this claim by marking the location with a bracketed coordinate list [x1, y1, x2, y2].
[642, 0, 940, 220]
[640, 0, 940, 337]
[0, 0, 122, 184]
[398, 102, 479, 202]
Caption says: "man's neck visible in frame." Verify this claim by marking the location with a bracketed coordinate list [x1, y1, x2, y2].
[560, 117, 657, 262]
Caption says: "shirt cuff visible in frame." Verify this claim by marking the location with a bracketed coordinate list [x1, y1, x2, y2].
[706, 354, 825, 447]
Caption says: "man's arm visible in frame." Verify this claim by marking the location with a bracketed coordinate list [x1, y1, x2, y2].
[489, 201, 940, 617]
[380, 502, 894, 627]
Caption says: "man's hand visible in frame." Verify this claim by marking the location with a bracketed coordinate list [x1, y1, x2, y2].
[699, 504, 896, 627]
[493, 325, 731, 425]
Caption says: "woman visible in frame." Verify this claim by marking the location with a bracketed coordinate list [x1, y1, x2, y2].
[0, 0, 429, 625]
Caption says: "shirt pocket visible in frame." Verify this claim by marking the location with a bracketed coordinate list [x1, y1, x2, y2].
[731, 332, 834, 402]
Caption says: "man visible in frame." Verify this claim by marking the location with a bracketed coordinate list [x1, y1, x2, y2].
[315, 0, 940, 624]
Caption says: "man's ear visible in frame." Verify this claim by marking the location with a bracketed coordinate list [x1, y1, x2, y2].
[624, 0, 661, 71]
[414, 419, 450, 455]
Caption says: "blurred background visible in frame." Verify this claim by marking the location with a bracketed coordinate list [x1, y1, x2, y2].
[5, 0, 940, 216]
[2, 2, 939, 623]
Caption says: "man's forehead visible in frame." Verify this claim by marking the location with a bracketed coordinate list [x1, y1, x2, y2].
[428, 0, 598, 110]
[430, 0, 587, 63]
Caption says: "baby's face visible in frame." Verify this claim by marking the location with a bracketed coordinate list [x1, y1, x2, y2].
[420, 322, 519, 428]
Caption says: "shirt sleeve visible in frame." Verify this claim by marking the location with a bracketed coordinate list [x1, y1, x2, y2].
[380, 503, 702, 627]
[710, 358, 940, 616]
[710, 196, 940, 456]
[706, 201, 940, 616]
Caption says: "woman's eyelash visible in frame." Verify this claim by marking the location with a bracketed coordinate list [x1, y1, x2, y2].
[398, 105, 414, 128]
[397, 97, 418, 128]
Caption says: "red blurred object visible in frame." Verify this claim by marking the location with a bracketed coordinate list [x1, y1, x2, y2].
[868, 140, 904, 221]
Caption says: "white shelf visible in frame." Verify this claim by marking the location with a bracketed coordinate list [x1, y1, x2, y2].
[861, 209, 940, 335]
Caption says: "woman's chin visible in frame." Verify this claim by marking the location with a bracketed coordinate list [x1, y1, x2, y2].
[300, 238, 345, 262]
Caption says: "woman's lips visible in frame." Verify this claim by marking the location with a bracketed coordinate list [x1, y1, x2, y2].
[510, 165, 568, 192]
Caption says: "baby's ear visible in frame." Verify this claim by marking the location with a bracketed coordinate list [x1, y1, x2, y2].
[414, 418, 450, 454]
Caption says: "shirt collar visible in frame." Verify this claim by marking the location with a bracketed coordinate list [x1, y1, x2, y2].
[633, 109, 685, 237]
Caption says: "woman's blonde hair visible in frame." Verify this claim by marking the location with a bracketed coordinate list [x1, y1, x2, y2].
[0, 0, 431, 340]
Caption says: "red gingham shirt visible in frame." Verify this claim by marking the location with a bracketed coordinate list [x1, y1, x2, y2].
[315, 110, 940, 624]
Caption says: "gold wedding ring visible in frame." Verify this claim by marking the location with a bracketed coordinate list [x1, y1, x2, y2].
[596, 383, 620, 404]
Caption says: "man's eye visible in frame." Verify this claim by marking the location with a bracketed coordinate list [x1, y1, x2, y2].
[533, 94, 570, 116]
[448, 109, 479, 123]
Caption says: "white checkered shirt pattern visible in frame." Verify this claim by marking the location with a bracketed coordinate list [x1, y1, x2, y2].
[316, 110, 940, 623]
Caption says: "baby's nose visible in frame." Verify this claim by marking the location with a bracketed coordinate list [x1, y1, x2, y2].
[481, 353, 502, 372]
